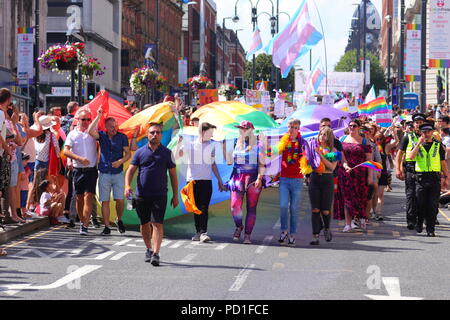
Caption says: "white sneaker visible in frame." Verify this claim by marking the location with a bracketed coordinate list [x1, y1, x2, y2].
[200, 233, 211, 243]
[243, 235, 252, 244]
[57, 216, 70, 224]
[343, 225, 352, 233]
[360, 219, 367, 230]
[351, 220, 360, 230]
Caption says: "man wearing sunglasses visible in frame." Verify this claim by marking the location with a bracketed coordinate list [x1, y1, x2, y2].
[64, 110, 98, 236]
[396, 113, 425, 230]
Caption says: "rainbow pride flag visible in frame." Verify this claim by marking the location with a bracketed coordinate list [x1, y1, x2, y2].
[358, 97, 388, 115]
[17, 27, 33, 34]
[353, 161, 383, 171]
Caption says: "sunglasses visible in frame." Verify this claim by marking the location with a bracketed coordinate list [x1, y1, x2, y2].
[80, 118, 92, 122]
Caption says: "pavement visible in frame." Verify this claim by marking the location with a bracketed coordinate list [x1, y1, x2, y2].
[0, 216, 49, 246]
[2, 178, 450, 301]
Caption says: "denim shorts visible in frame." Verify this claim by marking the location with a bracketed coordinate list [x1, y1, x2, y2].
[9, 160, 19, 187]
[98, 172, 125, 202]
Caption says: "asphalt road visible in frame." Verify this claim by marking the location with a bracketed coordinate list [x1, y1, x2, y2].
[1, 178, 450, 301]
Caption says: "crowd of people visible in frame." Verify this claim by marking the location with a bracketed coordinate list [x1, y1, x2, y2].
[1, 85, 449, 264]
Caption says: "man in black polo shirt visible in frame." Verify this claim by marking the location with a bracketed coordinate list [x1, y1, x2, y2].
[125, 122, 178, 266]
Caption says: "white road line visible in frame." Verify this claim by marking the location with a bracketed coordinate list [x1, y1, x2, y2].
[229, 264, 256, 292]
[110, 252, 139, 261]
[255, 236, 273, 254]
[113, 239, 132, 246]
[178, 253, 198, 263]
[215, 243, 229, 250]
[94, 251, 115, 260]
[170, 241, 186, 248]
[272, 219, 281, 230]
[161, 239, 172, 247]
[55, 238, 73, 245]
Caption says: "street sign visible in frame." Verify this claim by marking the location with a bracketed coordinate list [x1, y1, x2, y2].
[17, 31, 34, 84]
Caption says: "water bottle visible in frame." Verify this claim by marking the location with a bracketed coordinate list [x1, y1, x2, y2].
[126, 192, 134, 211]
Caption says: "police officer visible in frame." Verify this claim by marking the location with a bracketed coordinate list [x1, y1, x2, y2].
[408, 122, 449, 237]
[395, 114, 425, 230]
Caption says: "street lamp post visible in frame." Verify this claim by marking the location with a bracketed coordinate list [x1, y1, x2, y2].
[34, 0, 40, 109]
[420, 0, 427, 112]
[222, 17, 232, 84]
[352, 3, 361, 72]
[235, 28, 243, 84]
[386, 15, 392, 104]
[363, 0, 367, 94]
[399, 0, 405, 109]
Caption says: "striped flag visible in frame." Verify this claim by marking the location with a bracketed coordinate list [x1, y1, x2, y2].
[305, 60, 326, 97]
[246, 28, 263, 60]
[358, 97, 388, 115]
[266, 0, 323, 78]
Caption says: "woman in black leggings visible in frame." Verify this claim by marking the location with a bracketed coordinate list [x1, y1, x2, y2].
[308, 127, 340, 245]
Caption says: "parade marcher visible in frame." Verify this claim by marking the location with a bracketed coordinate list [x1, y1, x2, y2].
[177, 122, 225, 242]
[395, 113, 425, 230]
[225, 121, 266, 244]
[408, 122, 449, 236]
[88, 109, 131, 235]
[303, 127, 340, 245]
[277, 119, 306, 245]
[64, 110, 98, 236]
[125, 122, 178, 266]
[61, 101, 79, 136]
[334, 120, 373, 232]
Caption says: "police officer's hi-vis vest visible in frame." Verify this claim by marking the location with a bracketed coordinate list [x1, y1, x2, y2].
[415, 141, 441, 173]
[405, 133, 420, 162]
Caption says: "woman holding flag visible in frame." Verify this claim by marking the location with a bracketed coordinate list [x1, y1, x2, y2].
[334, 119, 373, 232]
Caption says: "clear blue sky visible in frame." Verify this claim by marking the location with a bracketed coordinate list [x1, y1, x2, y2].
[216, 0, 382, 73]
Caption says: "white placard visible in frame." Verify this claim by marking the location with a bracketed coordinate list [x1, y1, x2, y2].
[405, 25, 421, 79]
[429, 1, 450, 63]
[17, 33, 34, 82]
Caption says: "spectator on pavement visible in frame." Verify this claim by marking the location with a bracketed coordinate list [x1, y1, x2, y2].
[88, 109, 131, 235]
[125, 122, 178, 266]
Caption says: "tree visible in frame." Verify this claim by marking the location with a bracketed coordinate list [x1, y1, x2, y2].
[334, 49, 387, 93]
[244, 53, 295, 92]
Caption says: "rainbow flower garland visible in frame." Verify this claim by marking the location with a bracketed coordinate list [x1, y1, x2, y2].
[278, 133, 302, 165]
[300, 145, 341, 175]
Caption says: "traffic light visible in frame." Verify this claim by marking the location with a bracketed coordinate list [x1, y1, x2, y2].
[87, 82, 96, 100]
[235, 77, 243, 93]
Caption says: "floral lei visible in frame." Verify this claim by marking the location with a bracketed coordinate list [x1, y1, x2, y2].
[300, 145, 341, 175]
[278, 133, 302, 165]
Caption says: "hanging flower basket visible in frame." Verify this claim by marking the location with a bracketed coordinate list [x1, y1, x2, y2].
[186, 75, 214, 92]
[80, 56, 105, 80]
[156, 75, 169, 93]
[130, 66, 161, 95]
[38, 42, 85, 72]
[218, 83, 238, 100]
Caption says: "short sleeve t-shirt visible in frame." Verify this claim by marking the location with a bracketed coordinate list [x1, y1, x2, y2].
[40, 192, 52, 209]
[65, 128, 98, 168]
[183, 140, 216, 181]
[131, 144, 176, 197]
[98, 131, 129, 174]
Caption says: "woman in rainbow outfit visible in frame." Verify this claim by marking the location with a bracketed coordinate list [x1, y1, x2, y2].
[300, 127, 341, 245]
[277, 119, 308, 246]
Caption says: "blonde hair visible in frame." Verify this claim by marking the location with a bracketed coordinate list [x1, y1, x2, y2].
[236, 129, 257, 152]
[318, 126, 335, 150]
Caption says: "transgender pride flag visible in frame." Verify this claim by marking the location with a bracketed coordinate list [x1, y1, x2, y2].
[266, 0, 323, 78]
[246, 28, 263, 60]
[305, 60, 326, 97]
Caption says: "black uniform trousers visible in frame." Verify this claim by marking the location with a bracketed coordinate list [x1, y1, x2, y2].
[416, 172, 441, 233]
[404, 163, 418, 226]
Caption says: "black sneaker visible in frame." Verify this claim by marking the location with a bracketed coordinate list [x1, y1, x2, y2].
[116, 220, 126, 234]
[416, 224, 423, 234]
[80, 225, 88, 236]
[427, 232, 436, 237]
[65, 219, 76, 229]
[407, 223, 415, 230]
[310, 236, 320, 245]
[324, 229, 333, 242]
[278, 231, 288, 244]
[150, 253, 160, 266]
[91, 217, 100, 229]
[101, 226, 111, 236]
[145, 249, 153, 263]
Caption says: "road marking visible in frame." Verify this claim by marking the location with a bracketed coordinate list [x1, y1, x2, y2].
[272, 219, 281, 230]
[272, 263, 285, 270]
[0, 265, 102, 296]
[215, 243, 229, 250]
[14, 248, 66, 259]
[169, 241, 186, 248]
[113, 239, 132, 246]
[365, 277, 424, 300]
[439, 209, 450, 222]
[178, 253, 198, 263]
[55, 238, 73, 245]
[110, 251, 139, 261]
[94, 251, 115, 260]
[229, 264, 256, 292]
[3, 225, 65, 249]
[161, 239, 172, 247]
[255, 236, 273, 254]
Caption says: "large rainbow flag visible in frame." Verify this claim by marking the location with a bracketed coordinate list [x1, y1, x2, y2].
[358, 97, 388, 116]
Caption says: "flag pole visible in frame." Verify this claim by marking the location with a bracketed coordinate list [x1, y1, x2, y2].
[311, 0, 328, 93]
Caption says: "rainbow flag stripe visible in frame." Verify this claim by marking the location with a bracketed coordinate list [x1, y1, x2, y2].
[358, 97, 388, 115]
[429, 59, 450, 68]
[405, 75, 420, 82]
[357, 161, 383, 171]
[17, 27, 33, 34]
[406, 24, 421, 30]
